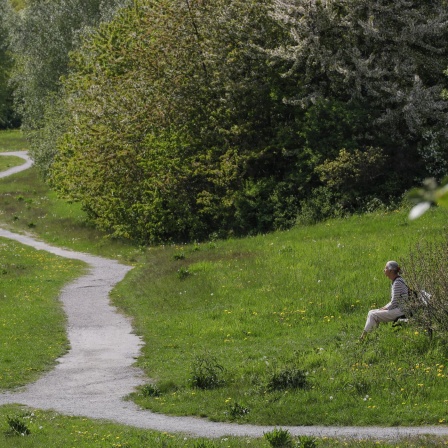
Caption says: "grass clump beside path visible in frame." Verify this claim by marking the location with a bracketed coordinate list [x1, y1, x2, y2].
[115, 208, 448, 427]
[0, 238, 85, 389]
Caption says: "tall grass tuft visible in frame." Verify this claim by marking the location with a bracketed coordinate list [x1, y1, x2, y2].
[266, 366, 309, 392]
[5, 414, 31, 436]
[264, 428, 293, 448]
[190, 354, 226, 390]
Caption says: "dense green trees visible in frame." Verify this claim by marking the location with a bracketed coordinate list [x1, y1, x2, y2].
[7, 0, 127, 169]
[0, 0, 10, 127]
[4, 0, 448, 243]
[0, 0, 16, 128]
[50, 0, 302, 242]
[271, 0, 448, 206]
[46, 0, 448, 243]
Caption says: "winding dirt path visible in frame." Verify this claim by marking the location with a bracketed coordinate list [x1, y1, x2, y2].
[0, 152, 448, 441]
[0, 151, 33, 178]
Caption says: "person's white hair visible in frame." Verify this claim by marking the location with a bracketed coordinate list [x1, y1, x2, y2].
[386, 260, 400, 272]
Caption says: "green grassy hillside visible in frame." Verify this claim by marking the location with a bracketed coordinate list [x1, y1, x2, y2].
[116, 207, 448, 426]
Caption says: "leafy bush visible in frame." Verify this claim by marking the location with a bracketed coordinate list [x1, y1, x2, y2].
[402, 236, 448, 337]
[264, 428, 318, 448]
[297, 436, 319, 448]
[227, 402, 250, 420]
[296, 186, 345, 225]
[233, 178, 301, 235]
[315, 147, 388, 210]
[177, 267, 190, 280]
[193, 441, 216, 448]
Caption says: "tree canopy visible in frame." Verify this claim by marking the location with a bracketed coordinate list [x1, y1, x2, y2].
[5, 0, 448, 243]
[50, 0, 302, 243]
[271, 0, 448, 187]
[0, 0, 17, 128]
[6, 0, 127, 166]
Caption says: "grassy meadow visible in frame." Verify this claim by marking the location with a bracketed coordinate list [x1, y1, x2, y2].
[0, 154, 26, 171]
[0, 238, 85, 388]
[1, 130, 448, 446]
[0, 129, 28, 152]
[118, 208, 448, 426]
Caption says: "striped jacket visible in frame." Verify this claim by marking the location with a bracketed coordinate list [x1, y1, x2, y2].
[386, 276, 408, 310]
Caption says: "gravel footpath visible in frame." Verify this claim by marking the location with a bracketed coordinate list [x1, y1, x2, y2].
[0, 151, 33, 178]
[0, 152, 447, 441]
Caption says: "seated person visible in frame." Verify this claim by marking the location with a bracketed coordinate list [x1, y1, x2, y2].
[360, 260, 408, 340]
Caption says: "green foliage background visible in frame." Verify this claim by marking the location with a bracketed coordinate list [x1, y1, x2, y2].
[2, 0, 448, 243]
[0, 0, 17, 129]
[48, 0, 448, 244]
[49, 0, 302, 243]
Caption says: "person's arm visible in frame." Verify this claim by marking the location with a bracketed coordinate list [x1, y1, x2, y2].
[380, 285, 393, 310]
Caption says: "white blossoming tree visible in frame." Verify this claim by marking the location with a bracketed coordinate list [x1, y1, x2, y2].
[270, 0, 448, 186]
